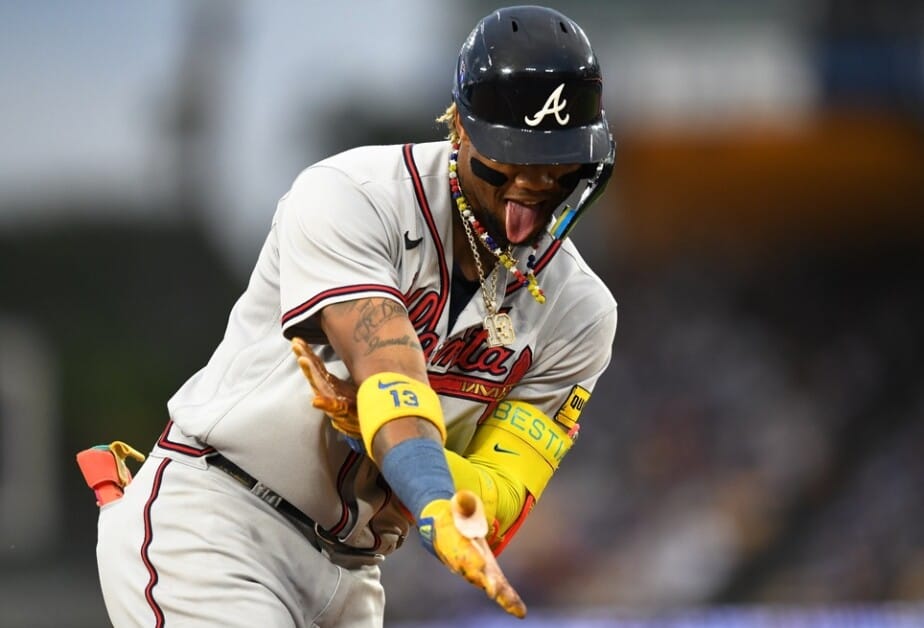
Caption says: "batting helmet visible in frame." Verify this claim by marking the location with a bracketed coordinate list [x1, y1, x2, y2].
[453, 5, 616, 239]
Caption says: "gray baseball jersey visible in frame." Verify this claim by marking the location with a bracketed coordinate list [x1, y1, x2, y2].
[97, 140, 616, 626]
[163, 139, 615, 549]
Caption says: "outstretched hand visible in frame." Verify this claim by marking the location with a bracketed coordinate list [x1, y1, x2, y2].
[420, 490, 527, 619]
[291, 338, 527, 617]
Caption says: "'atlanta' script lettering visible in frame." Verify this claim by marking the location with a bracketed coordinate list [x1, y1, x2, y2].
[429, 327, 513, 376]
[405, 288, 514, 376]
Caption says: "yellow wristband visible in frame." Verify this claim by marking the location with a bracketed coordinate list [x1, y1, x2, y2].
[357, 372, 446, 458]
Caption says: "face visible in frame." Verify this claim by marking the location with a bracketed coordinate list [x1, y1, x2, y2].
[456, 125, 582, 247]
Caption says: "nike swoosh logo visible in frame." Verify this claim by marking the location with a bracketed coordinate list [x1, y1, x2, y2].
[404, 231, 424, 250]
[377, 379, 410, 389]
[493, 443, 519, 455]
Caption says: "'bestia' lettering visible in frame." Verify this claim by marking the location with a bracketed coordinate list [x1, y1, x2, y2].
[491, 401, 569, 462]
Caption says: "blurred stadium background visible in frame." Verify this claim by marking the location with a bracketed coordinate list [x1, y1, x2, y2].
[1, 1, 923, 626]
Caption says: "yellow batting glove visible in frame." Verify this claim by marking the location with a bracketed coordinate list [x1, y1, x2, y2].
[291, 338, 362, 440]
[418, 490, 527, 619]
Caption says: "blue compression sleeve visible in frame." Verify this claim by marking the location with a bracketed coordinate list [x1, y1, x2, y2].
[379, 438, 455, 519]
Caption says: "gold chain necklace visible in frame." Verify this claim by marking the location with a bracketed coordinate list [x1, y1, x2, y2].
[457, 205, 514, 347]
[449, 150, 518, 347]
[449, 144, 546, 304]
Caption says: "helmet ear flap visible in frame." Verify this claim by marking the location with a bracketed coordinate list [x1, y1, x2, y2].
[550, 141, 617, 241]
[556, 164, 596, 195]
[578, 163, 600, 179]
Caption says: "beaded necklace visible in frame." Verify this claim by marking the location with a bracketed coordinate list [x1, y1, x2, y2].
[449, 145, 546, 302]
[449, 144, 547, 346]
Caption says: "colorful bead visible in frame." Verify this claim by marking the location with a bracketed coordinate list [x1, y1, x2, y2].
[449, 144, 545, 305]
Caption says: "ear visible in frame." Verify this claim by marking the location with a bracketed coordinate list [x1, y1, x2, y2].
[454, 110, 468, 142]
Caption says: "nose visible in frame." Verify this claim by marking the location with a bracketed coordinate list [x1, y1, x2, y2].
[512, 166, 558, 191]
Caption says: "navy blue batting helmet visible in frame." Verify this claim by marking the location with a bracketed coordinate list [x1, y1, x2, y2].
[453, 5, 614, 166]
[452, 5, 616, 239]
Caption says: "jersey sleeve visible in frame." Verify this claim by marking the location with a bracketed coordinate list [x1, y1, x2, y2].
[276, 165, 405, 341]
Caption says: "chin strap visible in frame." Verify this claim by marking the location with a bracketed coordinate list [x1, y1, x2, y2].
[549, 139, 617, 241]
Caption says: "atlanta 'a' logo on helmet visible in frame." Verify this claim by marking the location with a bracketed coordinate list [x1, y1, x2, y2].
[524, 83, 570, 127]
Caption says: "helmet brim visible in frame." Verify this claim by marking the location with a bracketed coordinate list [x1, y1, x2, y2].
[459, 112, 613, 166]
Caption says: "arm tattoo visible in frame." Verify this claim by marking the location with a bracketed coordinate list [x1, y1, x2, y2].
[351, 299, 422, 355]
[365, 334, 422, 356]
[352, 299, 404, 342]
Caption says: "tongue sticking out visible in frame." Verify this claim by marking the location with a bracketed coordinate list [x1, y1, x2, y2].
[505, 200, 542, 244]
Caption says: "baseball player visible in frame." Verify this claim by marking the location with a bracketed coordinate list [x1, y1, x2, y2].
[93, 5, 617, 626]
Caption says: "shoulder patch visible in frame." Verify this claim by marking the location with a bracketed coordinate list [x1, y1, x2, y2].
[555, 385, 591, 429]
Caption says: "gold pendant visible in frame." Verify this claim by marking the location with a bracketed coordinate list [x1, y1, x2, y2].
[484, 313, 516, 347]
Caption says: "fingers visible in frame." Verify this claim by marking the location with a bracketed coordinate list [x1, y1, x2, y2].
[291, 338, 355, 412]
[461, 534, 527, 618]
[291, 338, 329, 393]
[291, 338, 363, 438]
[290, 336, 312, 360]
[475, 537, 527, 618]
[435, 492, 528, 619]
[291, 338, 330, 387]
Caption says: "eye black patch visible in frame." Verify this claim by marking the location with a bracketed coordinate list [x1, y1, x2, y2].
[469, 155, 509, 187]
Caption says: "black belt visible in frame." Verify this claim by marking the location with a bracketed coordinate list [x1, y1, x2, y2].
[207, 453, 378, 557]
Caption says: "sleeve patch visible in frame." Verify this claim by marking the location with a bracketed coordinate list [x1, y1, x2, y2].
[555, 385, 591, 429]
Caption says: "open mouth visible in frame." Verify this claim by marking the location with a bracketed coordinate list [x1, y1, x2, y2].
[505, 199, 548, 244]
